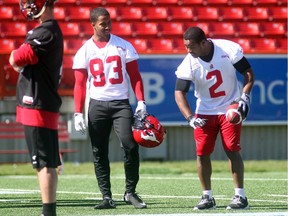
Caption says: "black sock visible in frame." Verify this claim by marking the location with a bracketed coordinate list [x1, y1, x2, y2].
[42, 203, 56, 216]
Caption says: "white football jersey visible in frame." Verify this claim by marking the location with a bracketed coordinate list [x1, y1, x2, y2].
[175, 39, 244, 115]
[73, 34, 139, 101]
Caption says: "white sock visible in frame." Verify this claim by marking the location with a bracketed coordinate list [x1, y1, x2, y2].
[203, 190, 213, 199]
[235, 188, 246, 198]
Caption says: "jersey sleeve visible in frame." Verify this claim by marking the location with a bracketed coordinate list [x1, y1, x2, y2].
[220, 40, 244, 65]
[72, 43, 88, 70]
[175, 54, 194, 81]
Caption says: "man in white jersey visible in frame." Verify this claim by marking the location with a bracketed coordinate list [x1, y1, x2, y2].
[73, 7, 147, 209]
[175, 27, 254, 210]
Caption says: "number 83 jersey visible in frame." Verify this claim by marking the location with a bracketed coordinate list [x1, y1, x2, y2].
[73, 34, 139, 101]
[175, 39, 244, 115]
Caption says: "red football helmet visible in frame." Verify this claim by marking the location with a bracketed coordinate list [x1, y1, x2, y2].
[20, 0, 56, 20]
[132, 110, 166, 148]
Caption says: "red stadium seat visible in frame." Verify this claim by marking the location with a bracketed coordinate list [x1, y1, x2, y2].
[4, 64, 19, 87]
[179, 0, 204, 5]
[234, 22, 260, 37]
[152, 0, 179, 5]
[142, 7, 169, 21]
[172, 38, 186, 52]
[204, 0, 229, 5]
[55, 0, 79, 4]
[116, 7, 143, 21]
[127, 0, 153, 5]
[1, 22, 27, 38]
[268, 7, 287, 21]
[167, 7, 194, 21]
[260, 22, 287, 37]
[60, 55, 75, 88]
[106, 7, 118, 20]
[64, 39, 86, 54]
[193, 7, 219, 21]
[253, 0, 278, 5]
[275, 38, 287, 53]
[184, 22, 210, 35]
[228, 0, 253, 5]
[65, 7, 90, 21]
[129, 38, 148, 53]
[0, 6, 14, 19]
[53, 7, 66, 21]
[209, 22, 235, 38]
[0, 0, 19, 5]
[147, 38, 175, 53]
[79, 22, 94, 37]
[59, 22, 80, 37]
[0, 39, 15, 53]
[250, 38, 277, 53]
[77, 0, 102, 4]
[101, 0, 127, 5]
[157, 22, 185, 37]
[111, 22, 133, 36]
[132, 22, 158, 37]
[231, 38, 252, 53]
[243, 7, 269, 21]
[218, 7, 244, 21]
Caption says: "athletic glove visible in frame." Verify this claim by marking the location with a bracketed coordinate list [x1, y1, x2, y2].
[187, 115, 207, 129]
[74, 113, 86, 134]
[233, 93, 250, 120]
[135, 100, 146, 114]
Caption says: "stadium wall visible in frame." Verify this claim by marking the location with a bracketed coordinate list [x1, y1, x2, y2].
[0, 54, 287, 163]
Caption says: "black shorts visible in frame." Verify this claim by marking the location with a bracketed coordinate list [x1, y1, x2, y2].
[24, 126, 61, 169]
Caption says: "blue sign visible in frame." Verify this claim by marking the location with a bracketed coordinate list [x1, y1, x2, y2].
[130, 55, 287, 123]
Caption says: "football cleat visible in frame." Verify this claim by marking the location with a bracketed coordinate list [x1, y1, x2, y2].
[132, 110, 166, 148]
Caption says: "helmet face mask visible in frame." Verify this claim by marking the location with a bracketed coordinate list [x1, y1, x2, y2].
[133, 110, 166, 148]
[20, 0, 48, 20]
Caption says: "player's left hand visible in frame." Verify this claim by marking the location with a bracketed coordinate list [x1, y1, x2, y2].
[74, 113, 86, 134]
[233, 93, 250, 120]
[135, 100, 146, 114]
[187, 115, 207, 129]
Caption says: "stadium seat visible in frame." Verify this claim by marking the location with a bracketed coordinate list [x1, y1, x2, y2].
[1, 22, 27, 38]
[184, 22, 210, 35]
[260, 22, 287, 37]
[101, 0, 127, 5]
[228, 0, 253, 5]
[65, 7, 90, 21]
[268, 7, 287, 21]
[64, 39, 86, 54]
[234, 22, 260, 37]
[209, 22, 235, 38]
[116, 7, 143, 21]
[4, 64, 19, 87]
[129, 38, 148, 53]
[157, 22, 185, 37]
[142, 7, 169, 21]
[55, 0, 79, 4]
[252, 0, 278, 6]
[204, 0, 229, 5]
[231, 38, 251, 53]
[0, 39, 15, 53]
[172, 38, 186, 52]
[0, 0, 19, 5]
[179, 0, 204, 5]
[218, 7, 244, 21]
[106, 7, 118, 20]
[275, 38, 287, 53]
[59, 22, 80, 37]
[111, 22, 133, 36]
[77, 0, 102, 5]
[152, 0, 179, 5]
[250, 38, 277, 53]
[53, 7, 66, 21]
[0, 6, 14, 20]
[132, 22, 158, 37]
[147, 38, 175, 54]
[243, 7, 269, 21]
[193, 7, 219, 21]
[167, 7, 194, 21]
[78, 22, 94, 37]
[127, 0, 153, 5]
[60, 55, 75, 88]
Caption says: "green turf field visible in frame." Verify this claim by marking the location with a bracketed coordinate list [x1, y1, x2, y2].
[0, 160, 287, 215]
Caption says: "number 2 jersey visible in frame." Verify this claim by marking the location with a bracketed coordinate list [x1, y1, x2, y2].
[175, 39, 244, 115]
[73, 34, 139, 101]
